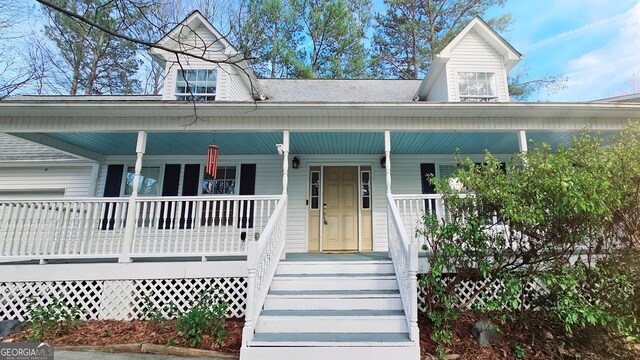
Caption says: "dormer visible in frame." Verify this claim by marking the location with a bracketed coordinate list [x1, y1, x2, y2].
[415, 17, 522, 102]
[148, 11, 265, 102]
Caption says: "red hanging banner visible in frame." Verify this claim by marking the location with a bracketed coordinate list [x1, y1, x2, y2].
[206, 145, 219, 179]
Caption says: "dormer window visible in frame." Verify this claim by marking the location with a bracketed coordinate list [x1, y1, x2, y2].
[457, 72, 497, 102]
[175, 69, 217, 101]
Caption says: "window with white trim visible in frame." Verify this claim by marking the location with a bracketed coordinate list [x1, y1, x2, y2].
[309, 171, 320, 210]
[124, 166, 161, 196]
[201, 166, 237, 195]
[361, 171, 371, 209]
[457, 72, 497, 102]
[175, 69, 217, 101]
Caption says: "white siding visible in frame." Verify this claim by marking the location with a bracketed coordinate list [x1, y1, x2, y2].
[446, 29, 509, 102]
[426, 69, 449, 102]
[161, 25, 253, 102]
[0, 165, 94, 197]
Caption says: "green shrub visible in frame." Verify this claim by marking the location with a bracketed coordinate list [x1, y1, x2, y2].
[418, 122, 640, 348]
[25, 297, 84, 342]
[175, 290, 229, 347]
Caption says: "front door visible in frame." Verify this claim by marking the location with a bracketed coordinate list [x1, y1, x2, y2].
[322, 166, 358, 251]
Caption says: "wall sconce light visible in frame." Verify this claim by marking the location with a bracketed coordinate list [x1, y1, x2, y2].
[292, 156, 300, 169]
[380, 156, 386, 169]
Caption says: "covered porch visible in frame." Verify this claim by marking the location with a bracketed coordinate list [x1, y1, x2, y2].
[0, 126, 622, 264]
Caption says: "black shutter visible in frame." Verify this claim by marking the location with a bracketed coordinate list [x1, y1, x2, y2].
[179, 164, 200, 229]
[102, 165, 123, 230]
[159, 164, 180, 229]
[420, 163, 436, 194]
[239, 164, 256, 229]
[420, 163, 437, 216]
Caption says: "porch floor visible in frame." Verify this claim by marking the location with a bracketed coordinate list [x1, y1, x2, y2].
[284, 252, 390, 262]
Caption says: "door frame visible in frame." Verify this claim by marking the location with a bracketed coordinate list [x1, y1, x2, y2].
[305, 162, 374, 252]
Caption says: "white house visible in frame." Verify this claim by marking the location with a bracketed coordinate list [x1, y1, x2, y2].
[0, 12, 637, 359]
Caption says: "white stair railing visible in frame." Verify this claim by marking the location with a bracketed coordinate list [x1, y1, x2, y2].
[387, 194, 419, 342]
[242, 194, 288, 346]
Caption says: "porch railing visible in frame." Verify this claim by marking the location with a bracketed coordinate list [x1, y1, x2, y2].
[0, 195, 281, 262]
[0, 198, 129, 261]
[130, 195, 280, 257]
[393, 194, 445, 250]
[387, 193, 419, 342]
[242, 194, 288, 346]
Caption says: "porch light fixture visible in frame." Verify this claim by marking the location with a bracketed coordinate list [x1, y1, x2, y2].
[380, 156, 386, 169]
[292, 156, 300, 169]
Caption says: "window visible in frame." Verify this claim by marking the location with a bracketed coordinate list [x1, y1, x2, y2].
[457, 72, 497, 102]
[124, 166, 160, 196]
[361, 171, 371, 209]
[175, 69, 217, 101]
[202, 166, 236, 195]
[310, 171, 320, 209]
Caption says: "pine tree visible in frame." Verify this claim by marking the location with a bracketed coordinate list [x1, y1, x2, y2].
[371, 0, 510, 79]
[43, 0, 141, 95]
[291, 0, 373, 79]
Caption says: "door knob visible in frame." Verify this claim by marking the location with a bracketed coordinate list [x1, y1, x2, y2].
[323, 215, 328, 225]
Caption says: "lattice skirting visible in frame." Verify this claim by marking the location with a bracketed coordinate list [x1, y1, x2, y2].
[417, 275, 546, 312]
[1, 278, 246, 321]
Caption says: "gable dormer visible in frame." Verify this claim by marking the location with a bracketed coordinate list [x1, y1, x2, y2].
[415, 17, 522, 102]
[148, 11, 265, 102]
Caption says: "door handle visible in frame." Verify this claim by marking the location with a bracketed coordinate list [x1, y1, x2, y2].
[323, 214, 328, 225]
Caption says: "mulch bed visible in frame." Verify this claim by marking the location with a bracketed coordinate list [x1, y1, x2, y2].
[419, 311, 640, 359]
[3, 313, 639, 359]
[4, 318, 243, 355]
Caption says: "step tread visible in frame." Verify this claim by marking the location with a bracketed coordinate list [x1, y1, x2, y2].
[274, 273, 396, 278]
[268, 289, 400, 297]
[260, 309, 405, 317]
[251, 332, 412, 344]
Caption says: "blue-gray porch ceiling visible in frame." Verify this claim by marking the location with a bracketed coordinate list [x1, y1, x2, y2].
[34, 130, 620, 156]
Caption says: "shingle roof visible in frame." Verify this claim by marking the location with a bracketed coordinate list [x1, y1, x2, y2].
[0, 133, 81, 161]
[257, 79, 422, 103]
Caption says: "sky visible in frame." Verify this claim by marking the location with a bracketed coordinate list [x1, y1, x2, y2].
[7, 0, 640, 102]
[484, 0, 640, 101]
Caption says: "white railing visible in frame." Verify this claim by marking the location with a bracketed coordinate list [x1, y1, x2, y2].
[387, 194, 419, 342]
[242, 194, 288, 346]
[394, 194, 445, 251]
[0, 198, 129, 261]
[0, 195, 282, 262]
[130, 195, 280, 257]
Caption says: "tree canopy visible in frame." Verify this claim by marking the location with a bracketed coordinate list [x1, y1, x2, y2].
[0, 0, 567, 99]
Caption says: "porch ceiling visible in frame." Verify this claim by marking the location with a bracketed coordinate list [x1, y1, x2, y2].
[18, 130, 621, 157]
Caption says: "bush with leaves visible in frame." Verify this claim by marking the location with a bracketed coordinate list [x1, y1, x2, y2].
[418, 122, 640, 350]
[175, 290, 229, 348]
[25, 297, 85, 342]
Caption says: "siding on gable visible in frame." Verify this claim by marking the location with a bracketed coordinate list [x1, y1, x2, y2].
[0, 165, 94, 197]
[426, 68, 449, 102]
[446, 29, 509, 102]
[160, 24, 254, 102]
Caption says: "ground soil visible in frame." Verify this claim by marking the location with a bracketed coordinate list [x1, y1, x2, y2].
[3, 312, 639, 359]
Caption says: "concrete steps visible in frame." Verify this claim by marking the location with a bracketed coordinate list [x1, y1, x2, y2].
[240, 256, 420, 360]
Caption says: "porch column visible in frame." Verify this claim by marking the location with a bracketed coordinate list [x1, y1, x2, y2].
[281, 130, 290, 195]
[384, 129, 391, 194]
[120, 131, 147, 263]
[518, 130, 528, 152]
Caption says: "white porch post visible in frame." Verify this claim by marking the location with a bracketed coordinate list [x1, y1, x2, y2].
[384, 129, 392, 194]
[119, 131, 147, 263]
[518, 130, 528, 152]
[281, 130, 290, 195]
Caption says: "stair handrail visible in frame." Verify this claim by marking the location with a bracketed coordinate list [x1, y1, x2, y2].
[242, 193, 288, 346]
[387, 193, 420, 342]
